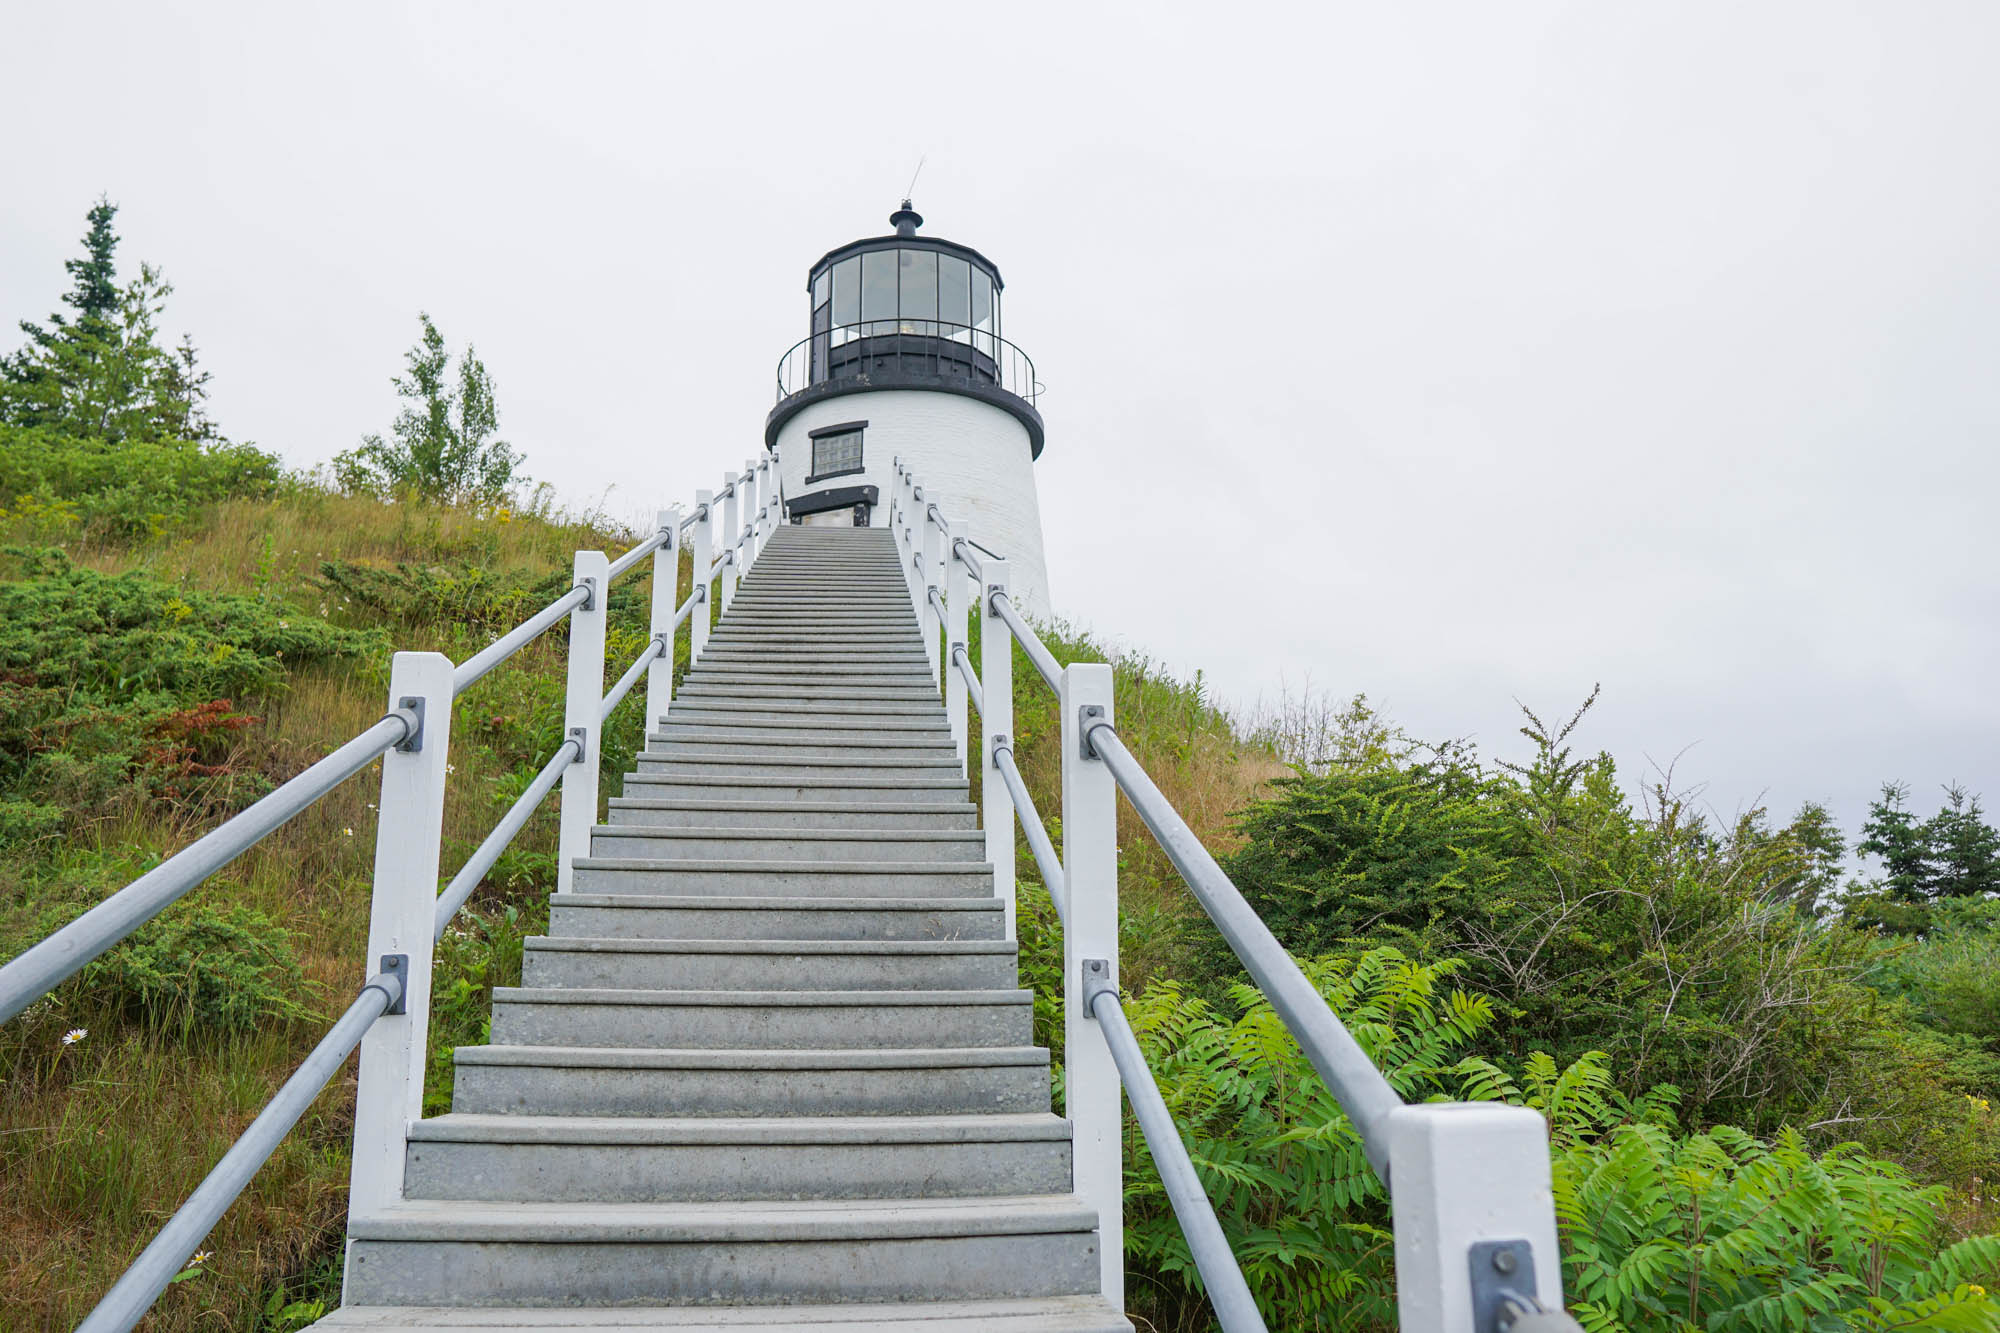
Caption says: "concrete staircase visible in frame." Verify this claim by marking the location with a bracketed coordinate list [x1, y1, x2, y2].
[317, 526, 1130, 1331]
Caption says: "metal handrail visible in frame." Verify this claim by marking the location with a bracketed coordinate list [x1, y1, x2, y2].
[75, 966, 406, 1332]
[1082, 718, 1404, 1182]
[991, 741, 1065, 919]
[1084, 972, 1267, 1333]
[0, 709, 415, 1025]
[774, 319, 1041, 406]
[432, 737, 580, 939]
[989, 588, 1061, 691]
[949, 643, 983, 715]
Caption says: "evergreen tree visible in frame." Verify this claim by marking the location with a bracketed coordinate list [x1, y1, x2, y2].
[333, 313, 524, 505]
[1926, 786, 2000, 898]
[2, 199, 220, 443]
[1857, 782, 2000, 901]
[1779, 800, 1846, 914]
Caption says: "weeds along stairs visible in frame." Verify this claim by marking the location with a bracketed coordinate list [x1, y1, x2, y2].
[317, 526, 1131, 1332]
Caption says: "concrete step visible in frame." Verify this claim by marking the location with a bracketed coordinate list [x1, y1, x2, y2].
[606, 799, 977, 831]
[619, 774, 968, 803]
[710, 618, 921, 631]
[633, 755, 961, 780]
[451, 1044, 1050, 1117]
[683, 675, 938, 693]
[521, 937, 1018, 991]
[570, 860, 994, 899]
[588, 828, 986, 864]
[688, 662, 935, 680]
[342, 1196, 1103, 1307]
[663, 697, 946, 719]
[550, 894, 1005, 942]
[645, 737, 956, 762]
[702, 633, 927, 649]
[658, 709, 947, 732]
[404, 1112, 1069, 1202]
[671, 687, 944, 709]
[695, 647, 932, 662]
[308, 1295, 1132, 1331]
[487, 987, 1033, 1049]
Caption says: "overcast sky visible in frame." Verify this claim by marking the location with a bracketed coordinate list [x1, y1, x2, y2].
[5, 1, 1997, 854]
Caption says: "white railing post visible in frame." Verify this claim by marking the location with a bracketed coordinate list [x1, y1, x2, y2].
[900, 470, 920, 609]
[691, 490, 714, 665]
[982, 558, 1016, 940]
[720, 473, 741, 614]
[555, 550, 609, 897]
[740, 457, 759, 572]
[920, 493, 943, 685]
[1061, 661, 1123, 1309]
[1388, 1103, 1566, 1329]
[347, 650, 456, 1221]
[645, 506, 682, 733]
[944, 520, 970, 770]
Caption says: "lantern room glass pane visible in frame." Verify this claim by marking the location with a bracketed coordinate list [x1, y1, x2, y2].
[812, 270, 829, 309]
[899, 249, 938, 330]
[971, 270, 993, 331]
[832, 256, 856, 326]
[861, 251, 896, 331]
[940, 257, 971, 333]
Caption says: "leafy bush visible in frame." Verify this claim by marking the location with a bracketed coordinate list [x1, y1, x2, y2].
[82, 903, 313, 1034]
[1121, 949, 1490, 1329]
[0, 425, 280, 540]
[1557, 1125, 2000, 1331]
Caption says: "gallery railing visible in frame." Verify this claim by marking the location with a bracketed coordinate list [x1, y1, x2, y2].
[774, 319, 1041, 406]
[0, 455, 784, 1333]
[891, 460, 1583, 1333]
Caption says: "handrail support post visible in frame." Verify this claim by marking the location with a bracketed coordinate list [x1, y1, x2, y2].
[740, 458, 760, 572]
[720, 472, 741, 614]
[346, 651, 456, 1228]
[1060, 661, 1123, 1309]
[555, 551, 610, 896]
[1388, 1103, 1567, 1330]
[691, 490, 714, 664]
[944, 521, 970, 770]
[982, 559, 1016, 939]
[644, 507, 682, 732]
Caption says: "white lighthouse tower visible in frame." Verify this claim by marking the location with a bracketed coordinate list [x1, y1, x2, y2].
[768, 203, 1052, 613]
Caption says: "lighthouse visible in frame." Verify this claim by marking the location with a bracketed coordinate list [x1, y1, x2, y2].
[767, 203, 1052, 614]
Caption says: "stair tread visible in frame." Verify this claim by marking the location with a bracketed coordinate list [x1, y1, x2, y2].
[554, 892, 998, 910]
[455, 1045, 1049, 1069]
[525, 937, 1014, 955]
[408, 1112, 1068, 1145]
[573, 858, 993, 873]
[313, 1298, 1129, 1330]
[349, 1195, 1098, 1242]
[493, 987, 1030, 1007]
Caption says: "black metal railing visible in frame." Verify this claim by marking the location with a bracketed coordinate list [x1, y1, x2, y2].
[776, 320, 1041, 406]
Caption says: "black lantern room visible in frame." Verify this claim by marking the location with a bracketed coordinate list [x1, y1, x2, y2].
[769, 203, 1043, 456]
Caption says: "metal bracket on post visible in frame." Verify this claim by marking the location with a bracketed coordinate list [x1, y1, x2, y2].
[378, 954, 409, 1014]
[1081, 957, 1113, 1010]
[1470, 1240, 1537, 1329]
[576, 572, 599, 612]
[568, 724, 588, 764]
[1078, 704, 1107, 759]
[394, 696, 426, 753]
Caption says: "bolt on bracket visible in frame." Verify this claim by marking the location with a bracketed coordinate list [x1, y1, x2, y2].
[1078, 704, 1107, 759]
[378, 954, 410, 1014]
[1469, 1239, 1541, 1333]
[394, 696, 427, 753]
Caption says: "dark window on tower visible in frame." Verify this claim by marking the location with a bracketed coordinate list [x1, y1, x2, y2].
[807, 423, 866, 482]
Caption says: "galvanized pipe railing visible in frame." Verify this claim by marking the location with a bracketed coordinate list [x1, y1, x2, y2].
[899, 461, 1577, 1330]
[47, 453, 786, 1333]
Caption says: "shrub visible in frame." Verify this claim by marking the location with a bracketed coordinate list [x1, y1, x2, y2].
[0, 425, 280, 540]
[83, 903, 313, 1034]
[1557, 1125, 2000, 1331]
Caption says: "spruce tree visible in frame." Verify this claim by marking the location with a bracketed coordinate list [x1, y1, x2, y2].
[1857, 783, 1934, 901]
